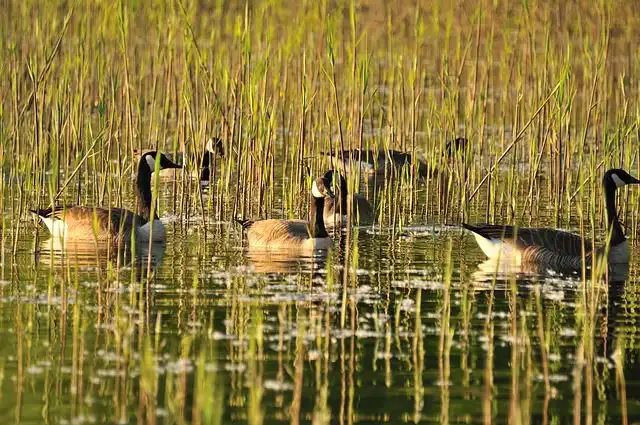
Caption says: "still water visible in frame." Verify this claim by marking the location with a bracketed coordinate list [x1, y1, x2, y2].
[2, 177, 640, 425]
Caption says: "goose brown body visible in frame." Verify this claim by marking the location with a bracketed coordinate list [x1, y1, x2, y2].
[319, 137, 467, 178]
[32, 152, 181, 245]
[324, 193, 374, 227]
[239, 219, 332, 250]
[321, 170, 374, 227]
[31, 206, 146, 244]
[237, 174, 335, 251]
[134, 137, 224, 182]
[462, 224, 601, 272]
[463, 169, 640, 274]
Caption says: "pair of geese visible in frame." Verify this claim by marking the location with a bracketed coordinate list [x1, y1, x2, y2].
[31, 138, 640, 275]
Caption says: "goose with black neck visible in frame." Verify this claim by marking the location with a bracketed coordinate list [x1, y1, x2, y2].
[462, 168, 640, 274]
[32, 151, 181, 245]
[236, 174, 335, 251]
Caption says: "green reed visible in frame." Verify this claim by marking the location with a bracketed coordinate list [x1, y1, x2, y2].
[2, 0, 640, 424]
[5, 2, 634, 233]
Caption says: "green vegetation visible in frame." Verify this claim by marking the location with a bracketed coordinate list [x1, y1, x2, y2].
[1, 0, 640, 424]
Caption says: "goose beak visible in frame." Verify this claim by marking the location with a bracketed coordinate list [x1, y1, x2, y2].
[630, 175, 640, 185]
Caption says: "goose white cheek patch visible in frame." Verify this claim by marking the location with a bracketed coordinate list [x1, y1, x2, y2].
[205, 138, 215, 153]
[312, 181, 324, 198]
[612, 174, 626, 188]
[146, 155, 157, 171]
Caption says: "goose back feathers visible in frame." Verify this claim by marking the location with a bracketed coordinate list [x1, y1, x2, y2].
[32, 151, 181, 244]
[463, 169, 640, 273]
[237, 174, 334, 251]
[319, 137, 467, 178]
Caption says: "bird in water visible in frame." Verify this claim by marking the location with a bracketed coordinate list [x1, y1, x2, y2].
[318, 137, 467, 179]
[321, 169, 374, 228]
[31, 151, 181, 245]
[236, 173, 335, 251]
[463, 169, 640, 275]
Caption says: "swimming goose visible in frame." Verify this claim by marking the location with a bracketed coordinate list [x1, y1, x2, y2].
[133, 137, 224, 181]
[463, 169, 640, 273]
[32, 151, 181, 244]
[319, 137, 467, 178]
[322, 170, 374, 228]
[236, 175, 335, 251]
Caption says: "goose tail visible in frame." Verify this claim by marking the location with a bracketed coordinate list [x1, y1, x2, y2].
[462, 223, 509, 260]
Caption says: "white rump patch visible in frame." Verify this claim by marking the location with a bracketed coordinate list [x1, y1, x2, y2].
[611, 173, 626, 188]
[472, 233, 521, 265]
[41, 217, 68, 240]
[137, 220, 166, 242]
[145, 155, 157, 172]
[312, 181, 324, 198]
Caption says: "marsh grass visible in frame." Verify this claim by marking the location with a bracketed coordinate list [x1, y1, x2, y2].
[3, 0, 639, 235]
[2, 0, 640, 424]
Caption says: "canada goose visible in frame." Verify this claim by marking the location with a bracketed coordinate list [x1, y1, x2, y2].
[236, 175, 335, 251]
[319, 137, 467, 178]
[322, 169, 374, 228]
[32, 151, 181, 244]
[463, 169, 640, 274]
[133, 137, 224, 181]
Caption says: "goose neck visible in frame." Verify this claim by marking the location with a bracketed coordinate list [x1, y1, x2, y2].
[605, 182, 625, 246]
[200, 152, 213, 182]
[135, 162, 155, 222]
[309, 196, 328, 238]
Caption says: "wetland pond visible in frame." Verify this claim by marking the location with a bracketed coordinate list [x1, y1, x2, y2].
[3, 1, 640, 424]
[2, 173, 640, 425]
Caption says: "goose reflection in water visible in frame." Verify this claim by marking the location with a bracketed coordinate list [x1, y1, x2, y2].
[244, 247, 329, 274]
[35, 237, 166, 278]
[470, 255, 630, 285]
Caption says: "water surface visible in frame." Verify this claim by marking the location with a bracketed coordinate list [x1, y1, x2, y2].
[2, 182, 640, 425]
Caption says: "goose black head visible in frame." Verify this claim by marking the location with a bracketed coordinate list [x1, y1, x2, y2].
[312, 173, 335, 199]
[142, 151, 182, 173]
[323, 169, 347, 197]
[446, 137, 468, 156]
[604, 169, 640, 190]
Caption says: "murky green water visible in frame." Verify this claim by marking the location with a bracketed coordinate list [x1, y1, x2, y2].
[2, 178, 640, 425]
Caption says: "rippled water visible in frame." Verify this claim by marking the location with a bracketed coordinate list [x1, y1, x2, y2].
[2, 177, 640, 425]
